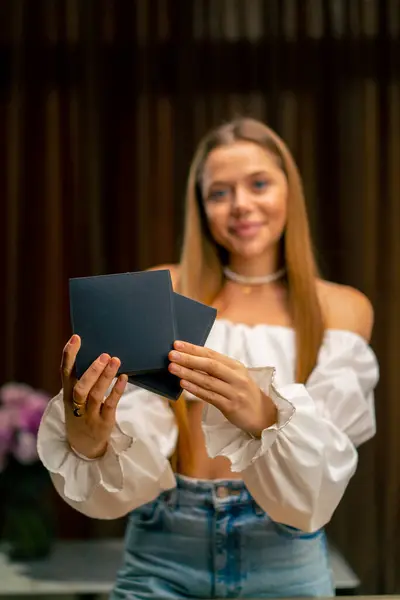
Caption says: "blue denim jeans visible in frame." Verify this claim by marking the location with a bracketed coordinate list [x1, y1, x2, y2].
[111, 474, 334, 598]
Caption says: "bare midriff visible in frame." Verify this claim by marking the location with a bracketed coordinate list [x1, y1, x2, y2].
[177, 399, 243, 480]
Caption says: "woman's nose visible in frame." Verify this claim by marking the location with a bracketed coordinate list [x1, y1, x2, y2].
[231, 187, 252, 213]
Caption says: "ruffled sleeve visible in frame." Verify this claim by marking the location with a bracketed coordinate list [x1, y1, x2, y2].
[37, 384, 178, 519]
[202, 329, 379, 532]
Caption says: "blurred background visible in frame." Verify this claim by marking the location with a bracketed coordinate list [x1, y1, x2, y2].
[0, 0, 399, 596]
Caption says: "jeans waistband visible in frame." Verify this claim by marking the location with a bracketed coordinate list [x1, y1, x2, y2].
[165, 474, 255, 509]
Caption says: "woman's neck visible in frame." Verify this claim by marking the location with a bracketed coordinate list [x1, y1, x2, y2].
[228, 251, 281, 278]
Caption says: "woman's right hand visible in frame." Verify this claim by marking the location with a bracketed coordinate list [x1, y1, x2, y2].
[60, 334, 128, 459]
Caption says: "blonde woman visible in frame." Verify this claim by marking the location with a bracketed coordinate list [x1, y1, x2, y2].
[38, 118, 378, 598]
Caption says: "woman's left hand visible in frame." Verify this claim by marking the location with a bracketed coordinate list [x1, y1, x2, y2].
[168, 341, 277, 438]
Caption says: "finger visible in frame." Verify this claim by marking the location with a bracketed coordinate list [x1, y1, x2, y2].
[72, 353, 111, 405]
[173, 341, 242, 370]
[168, 362, 234, 400]
[179, 379, 228, 413]
[169, 349, 236, 384]
[60, 335, 81, 381]
[60, 335, 81, 404]
[86, 357, 121, 419]
[101, 374, 128, 424]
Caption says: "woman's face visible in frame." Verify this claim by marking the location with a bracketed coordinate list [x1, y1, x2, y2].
[201, 141, 288, 262]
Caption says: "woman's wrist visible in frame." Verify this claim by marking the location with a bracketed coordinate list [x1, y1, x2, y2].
[68, 440, 108, 460]
[248, 392, 278, 439]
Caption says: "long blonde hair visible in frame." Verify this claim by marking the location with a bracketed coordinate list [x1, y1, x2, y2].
[170, 117, 324, 472]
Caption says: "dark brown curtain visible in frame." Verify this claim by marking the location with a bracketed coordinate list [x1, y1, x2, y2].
[1, 0, 399, 593]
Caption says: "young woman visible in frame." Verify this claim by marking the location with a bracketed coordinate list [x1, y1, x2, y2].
[38, 118, 379, 598]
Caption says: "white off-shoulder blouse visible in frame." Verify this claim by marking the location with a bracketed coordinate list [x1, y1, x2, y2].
[37, 319, 379, 532]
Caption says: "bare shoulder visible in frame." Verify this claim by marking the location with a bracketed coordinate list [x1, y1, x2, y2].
[317, 279, 374, 342]
[146, 263, 180, 289]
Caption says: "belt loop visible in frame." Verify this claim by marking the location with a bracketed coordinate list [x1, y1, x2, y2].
[164, 487, 178, 510]
[216, 485, 230, 499]
[253, 501, 264, 516]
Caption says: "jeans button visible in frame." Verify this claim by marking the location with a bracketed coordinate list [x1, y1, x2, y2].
[216, 486, 229, 498]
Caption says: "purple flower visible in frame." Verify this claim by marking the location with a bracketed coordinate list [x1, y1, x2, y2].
[0, 407, 13, 470]
[0, 382, 50, 471]
[1, 383, 33, 407]
[13, 431, 39, 464]
[15, 393, 48, 433]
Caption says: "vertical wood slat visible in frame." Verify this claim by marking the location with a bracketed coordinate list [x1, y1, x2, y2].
[381, 74, 400, 595]
[4, 0, 24, 380]
[81, 0, 104, 274]
[136, 0, 152, 268]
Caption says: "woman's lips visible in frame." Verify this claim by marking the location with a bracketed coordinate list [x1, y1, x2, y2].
[230, 222, 264, 238]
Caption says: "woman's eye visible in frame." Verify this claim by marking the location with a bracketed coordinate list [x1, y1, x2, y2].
[208, 189, 228, 201]
[252, 179, 268, 191]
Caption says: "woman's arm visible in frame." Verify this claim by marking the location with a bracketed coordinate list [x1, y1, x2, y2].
[169, 292, 378, 532]
[37, 384, 178, 519]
